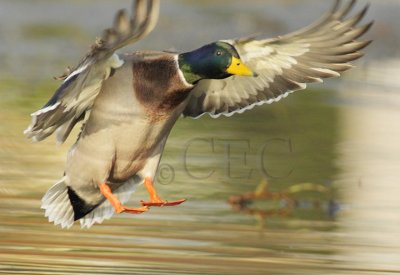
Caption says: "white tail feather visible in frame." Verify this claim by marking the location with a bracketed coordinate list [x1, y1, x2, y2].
[41, 177, 74, 229]
[41, 177, 139, 229]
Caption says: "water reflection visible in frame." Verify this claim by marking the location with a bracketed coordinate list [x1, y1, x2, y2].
[229, 179, 340, 231]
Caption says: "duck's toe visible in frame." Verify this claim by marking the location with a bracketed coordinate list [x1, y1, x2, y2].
[140, 199, 186, 207]
[119, 205, 149, 214]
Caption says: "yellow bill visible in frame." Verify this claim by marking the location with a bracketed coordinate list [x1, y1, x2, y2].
[226, 56, 256, 77]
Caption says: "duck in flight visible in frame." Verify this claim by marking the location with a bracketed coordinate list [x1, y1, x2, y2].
[25, 0, 372, 228]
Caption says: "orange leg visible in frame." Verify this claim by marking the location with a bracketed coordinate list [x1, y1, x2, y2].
[140, 177, 186, 207]
[99, 183, 148, 214]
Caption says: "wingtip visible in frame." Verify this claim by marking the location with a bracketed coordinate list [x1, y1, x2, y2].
[361, 21, 375, 36]
[331, 0, 341, 14]
[367, 20, 375, 29]
[362, 39, 374, 49]
[335, 0, 357, 19]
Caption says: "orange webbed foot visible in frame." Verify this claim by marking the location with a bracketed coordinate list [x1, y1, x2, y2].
[99, 183, 148, 215]
[141, 177, 186, 207]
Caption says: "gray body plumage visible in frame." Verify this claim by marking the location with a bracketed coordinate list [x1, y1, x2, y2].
[42, 52, 192, 228]
[67, 53, 189, 204]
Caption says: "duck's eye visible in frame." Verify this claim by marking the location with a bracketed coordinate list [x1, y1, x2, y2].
[215, 50, 223, 56]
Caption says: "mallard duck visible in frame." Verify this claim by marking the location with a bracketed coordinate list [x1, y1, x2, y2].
[25, 0, 372, 228]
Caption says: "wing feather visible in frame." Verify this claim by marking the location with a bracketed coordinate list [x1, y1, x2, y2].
[183, 0, 372, 119]
[25, 0, 160, 143]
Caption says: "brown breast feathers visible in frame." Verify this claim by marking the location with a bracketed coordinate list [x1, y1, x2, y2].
[132, 53, 192, 121]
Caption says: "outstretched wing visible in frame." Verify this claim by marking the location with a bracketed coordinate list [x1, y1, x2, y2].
[183, 0, 373, 118]
[25, 0, 160, 143]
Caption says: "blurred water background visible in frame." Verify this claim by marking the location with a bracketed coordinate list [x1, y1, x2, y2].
[1, 0, 400, 274]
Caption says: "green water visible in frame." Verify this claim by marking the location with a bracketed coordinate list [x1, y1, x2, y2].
[1, 1, 400, 274]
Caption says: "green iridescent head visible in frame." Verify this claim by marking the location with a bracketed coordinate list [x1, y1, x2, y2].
[178, 41, 255, 84]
